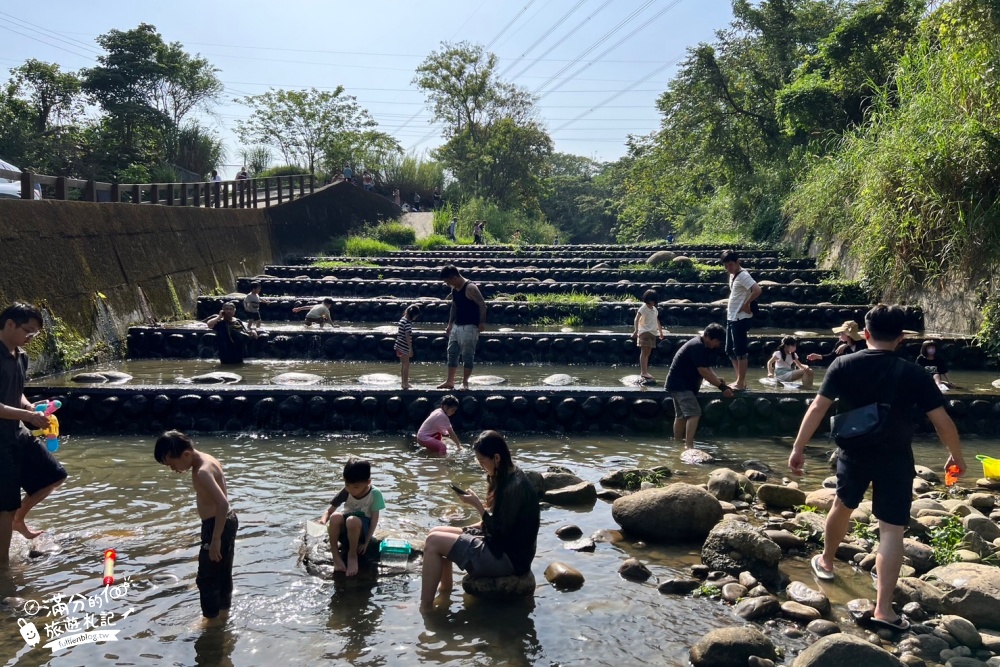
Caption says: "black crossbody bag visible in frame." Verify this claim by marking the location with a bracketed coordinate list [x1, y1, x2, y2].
[829, 357, 905, 451]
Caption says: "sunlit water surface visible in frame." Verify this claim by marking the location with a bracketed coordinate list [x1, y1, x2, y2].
[1, 433, 994, 666]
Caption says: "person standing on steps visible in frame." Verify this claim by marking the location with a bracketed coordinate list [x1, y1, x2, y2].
[788, 304, 965, 633]
[437, 266, 487, 391]
[721, 250, 761, 390]
[664, 323, 734, 449]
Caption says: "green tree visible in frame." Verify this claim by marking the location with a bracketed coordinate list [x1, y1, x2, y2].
[152, 42, 223, 127]
[414, 41, 552, 208]
[540, 153, 619, 243]
[235, 87, 380, 175]
[171, 122, 226, 177]
[616, 0, 846, 242]
[8, 59, 82, 134]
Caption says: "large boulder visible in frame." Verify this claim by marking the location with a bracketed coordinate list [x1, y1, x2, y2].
[924, 562, 1000, 629]
[646, 250, 676, 266]
[701, 518, 782, 587]
[792, 634, 904, 667]
[462, 571, 536, 599]
[612, 483, 723, 543]
[689, 627, 777, 667]
[707, 468, 740, 502]
[757, 484, 807, 509]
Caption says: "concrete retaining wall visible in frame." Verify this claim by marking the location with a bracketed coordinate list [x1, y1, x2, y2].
[24, 385, 1000, 437]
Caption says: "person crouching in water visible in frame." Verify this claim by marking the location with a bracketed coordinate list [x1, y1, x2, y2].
[767, 336, 814, 388]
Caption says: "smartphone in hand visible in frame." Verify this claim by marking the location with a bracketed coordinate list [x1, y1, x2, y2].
[450, 482, 467, 495]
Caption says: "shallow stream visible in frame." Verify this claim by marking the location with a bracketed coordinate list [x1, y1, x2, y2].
[2, 433, 994, 666]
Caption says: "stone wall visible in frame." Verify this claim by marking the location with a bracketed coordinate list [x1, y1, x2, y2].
[0, 199, 272, 369]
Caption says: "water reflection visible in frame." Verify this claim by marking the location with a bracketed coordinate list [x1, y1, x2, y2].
[419, 598, 540, 667]
[193, 624, 237, 667]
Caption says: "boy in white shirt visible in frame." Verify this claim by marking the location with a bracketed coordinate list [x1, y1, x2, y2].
[631, 290, 664, 382]
[292, 298, 334, 327]
[721, 250, 762, 390]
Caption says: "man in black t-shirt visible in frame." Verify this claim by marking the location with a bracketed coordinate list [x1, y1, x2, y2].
[788, 304, 965, 632]
[206, 302, 255, 365]
[664, 323, 734, 448]
[0, 303, 69, 565]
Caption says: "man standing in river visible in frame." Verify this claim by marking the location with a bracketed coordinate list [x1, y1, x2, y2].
[0, 303, 68, 565]
[721, 250, 761, 390]
[788, 304, 965, 631]
[437, 266, 487, 391]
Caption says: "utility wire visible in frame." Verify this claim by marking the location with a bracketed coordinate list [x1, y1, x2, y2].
[499, 0, 589, 78]
[511, 0, 612, 80]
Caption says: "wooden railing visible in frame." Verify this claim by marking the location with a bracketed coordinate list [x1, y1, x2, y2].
[0, 169, 314, 209]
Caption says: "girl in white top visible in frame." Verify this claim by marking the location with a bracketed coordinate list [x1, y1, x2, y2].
[766, 335, 814, 387]
[632, 289, 664, 382]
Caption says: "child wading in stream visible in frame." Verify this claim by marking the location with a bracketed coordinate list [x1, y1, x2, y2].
[395, 304, 420, 389]
[631, 290, 664, 383]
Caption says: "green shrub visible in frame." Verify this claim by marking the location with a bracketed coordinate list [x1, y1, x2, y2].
[432, 197, 558, 245]
[416, 235, 454, 250]
[257, 165, 309, 178]
[345, 237, 397, 257]
[371, 222, 416, 246]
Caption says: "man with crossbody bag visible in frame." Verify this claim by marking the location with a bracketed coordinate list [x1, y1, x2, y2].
[787, 304, 965, 632]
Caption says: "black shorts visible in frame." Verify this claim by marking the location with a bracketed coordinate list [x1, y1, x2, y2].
[725, 318, 752, 360]
[836, 449, 914, 527]
[0, 429, 68, 512]
[245, 312, 261, 322]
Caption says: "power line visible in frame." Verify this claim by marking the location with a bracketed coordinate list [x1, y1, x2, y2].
[499, 0, 589, 78]
[511, 0, 613, 80]
[0, 11, 101, 55]
[539, 0, 688, 99]
[485, 0, 537, 50]
[529, 0, 655, 95]
[0, 21, 95, 61]
[494, 0, 555, 52]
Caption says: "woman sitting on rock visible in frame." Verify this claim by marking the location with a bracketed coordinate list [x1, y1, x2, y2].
[419, 430, 539, 612]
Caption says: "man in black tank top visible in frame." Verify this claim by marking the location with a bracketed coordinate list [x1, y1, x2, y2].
[437, 266, 487, 391]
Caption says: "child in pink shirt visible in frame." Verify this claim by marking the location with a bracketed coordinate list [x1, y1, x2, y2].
[417, 395, 462, 454]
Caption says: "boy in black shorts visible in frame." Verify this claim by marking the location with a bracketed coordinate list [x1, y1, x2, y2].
[0, 303, 68, 565]
[243, 282, 263, 332]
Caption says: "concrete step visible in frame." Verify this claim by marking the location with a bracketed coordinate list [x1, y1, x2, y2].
[299, 255, 817, 270]
[196, 296, 921, 330]
[262, 265, 836, 283]
[128, 323, 978, 368]
[235, 277, 866, 304]
[25, 383, 1000, 437]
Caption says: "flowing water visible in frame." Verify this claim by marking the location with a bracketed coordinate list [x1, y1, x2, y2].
[2, 432, 997, 666]
[37, 358, 1000, 394]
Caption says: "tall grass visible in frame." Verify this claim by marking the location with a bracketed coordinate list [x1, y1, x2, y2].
[786, 19, 1000, 296]
[432, 197, 558, 244]
[370, 222, 415, 246]
[344, 237, 397, 257]
[382, 153, 444, 199]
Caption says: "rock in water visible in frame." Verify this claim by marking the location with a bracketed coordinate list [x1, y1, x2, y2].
[612, 483, 723, 543]
[71, 372, 108, 384]
[189, 372, 242, 384]
[358, 373, 398, 385]
[271, 372, 324, 386]
[462, 572, 535, 599]
[701, 520, 782, 586]
[791, 633, 904, 667]
[925, 562, 1000, 629]
[544, 562, 585, 590]
[689, 627, 777, 667]
[466, 375, 507, 386]
[681, 448, 715, 465]
[757, 483, 807, 508]
[100, 371, 133, 383]
[618, 558, 651, 582]
[620, 374, 656, 386]
[543, 374, 577, 386]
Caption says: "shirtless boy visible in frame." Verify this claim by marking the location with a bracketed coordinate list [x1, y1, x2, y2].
[154, 430, 238, 619]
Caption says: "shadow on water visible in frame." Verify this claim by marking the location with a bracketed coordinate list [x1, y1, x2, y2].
[418, 597, 540, 667]
[324, 574, 387, 665]
[193, 624, 237, 667]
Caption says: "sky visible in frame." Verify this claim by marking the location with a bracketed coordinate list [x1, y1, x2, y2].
[0, 0, 735, 178]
